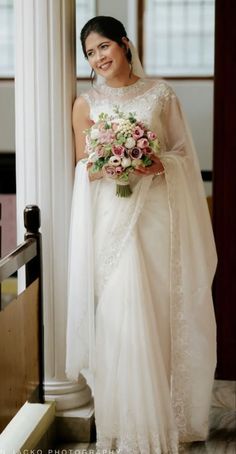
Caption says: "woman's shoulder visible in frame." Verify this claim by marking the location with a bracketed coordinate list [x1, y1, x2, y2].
[73, 82, 100, 109]
[144, 77, 176, 100]
[72, 93, 92, 124]
[73, 95, 89, 114]
[77, 84, 100, 107]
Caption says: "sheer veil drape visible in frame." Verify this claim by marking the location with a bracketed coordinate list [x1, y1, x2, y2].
[129, 40, 146, 78]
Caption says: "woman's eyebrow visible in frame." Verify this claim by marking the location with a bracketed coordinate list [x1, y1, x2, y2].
[86, 41, 110, 53]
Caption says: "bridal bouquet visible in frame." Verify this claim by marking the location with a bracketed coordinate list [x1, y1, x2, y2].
[84, 106, 160, 197]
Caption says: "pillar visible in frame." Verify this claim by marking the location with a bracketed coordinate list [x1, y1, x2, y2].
[14, 0, 92, 412]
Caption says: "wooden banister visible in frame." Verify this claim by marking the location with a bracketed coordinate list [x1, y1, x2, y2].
[0, 205, 44, 432]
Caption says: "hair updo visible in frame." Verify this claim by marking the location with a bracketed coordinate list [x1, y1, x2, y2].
[80, 16, 132, 64]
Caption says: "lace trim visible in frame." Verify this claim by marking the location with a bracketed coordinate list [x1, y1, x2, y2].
[96, 429, 179, 454]
[95, 176, 153, 297]
[164, 158, 206, 443]
[81, 79, 176, 123]
[97, 78, 145, 96]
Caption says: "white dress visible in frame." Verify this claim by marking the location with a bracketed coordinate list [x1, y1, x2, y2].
[66, 78, 217, 453]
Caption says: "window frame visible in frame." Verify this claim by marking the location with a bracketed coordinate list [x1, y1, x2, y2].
[137, 0, 214, 81]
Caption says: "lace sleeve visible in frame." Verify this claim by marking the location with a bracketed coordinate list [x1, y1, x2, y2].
[80, 91, 92, 110]
[160, 85, 190, 157]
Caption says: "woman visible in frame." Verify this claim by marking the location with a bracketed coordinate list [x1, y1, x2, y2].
[66, 16, 217, 454]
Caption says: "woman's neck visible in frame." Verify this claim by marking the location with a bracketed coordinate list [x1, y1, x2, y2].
[105, 73, 140, 88]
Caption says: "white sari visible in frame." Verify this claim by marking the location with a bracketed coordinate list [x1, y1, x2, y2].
[66, 79, 217, 453]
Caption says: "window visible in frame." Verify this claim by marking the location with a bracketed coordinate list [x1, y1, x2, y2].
[0, 0, 14, 77]
[0, 0, 96, 78]
[0, 0, 214, 78]
[143, 0, 215, 76]
[76, 0, 96, 77]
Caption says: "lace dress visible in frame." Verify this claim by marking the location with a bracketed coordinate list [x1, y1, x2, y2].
[66, 79, 217, 453]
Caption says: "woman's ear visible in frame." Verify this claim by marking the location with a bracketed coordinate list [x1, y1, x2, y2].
[121, 37, 132, 64]
[121, 36, 129, 51]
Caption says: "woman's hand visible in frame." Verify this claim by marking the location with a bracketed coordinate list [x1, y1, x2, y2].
[87, 162, 103, 181]
[134, 155, 165, 177]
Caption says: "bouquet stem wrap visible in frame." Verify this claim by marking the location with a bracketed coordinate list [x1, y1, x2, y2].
[116, 180, 132, 197]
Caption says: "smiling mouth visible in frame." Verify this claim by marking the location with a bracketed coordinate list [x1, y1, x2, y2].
[99, 61, 112, 70]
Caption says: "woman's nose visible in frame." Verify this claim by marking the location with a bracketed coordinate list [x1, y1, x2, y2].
[96, 49, 105, 62]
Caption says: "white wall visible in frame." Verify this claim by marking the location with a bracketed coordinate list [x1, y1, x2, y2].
[97, 0, 138, 44]
[97, 1, 128, 31]
[0, 81, 15, 152]
[172, 80, 214, 171]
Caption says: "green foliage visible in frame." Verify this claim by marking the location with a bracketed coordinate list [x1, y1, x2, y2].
[142, 155, 152, 166]
[98, 112, 109, 121]
[116, 134, 126, 144]
[127, 112, 137, 123]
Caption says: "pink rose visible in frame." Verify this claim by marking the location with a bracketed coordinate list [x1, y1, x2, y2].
[147, 131, 157, 140]
[100, 131, 115, 144]
[115, 166, 124, 175]
[137, 138, 149, 149]
[136, 121, 146, 129]
[112, 145, 125, 157]
[95, 146, 105, 157]
[142, 146, 153, 155]
[129, 147, 143, 159]
[132, 126, 144, 139]
[103, 165, 118, 179]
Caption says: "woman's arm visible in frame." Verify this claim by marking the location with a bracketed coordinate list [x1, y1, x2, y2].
[72, 96, 91, 163]
[161, 91, 188, 156]
[72, 96, 103, 181]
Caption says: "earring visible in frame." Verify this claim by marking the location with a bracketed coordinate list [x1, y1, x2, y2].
[126, 48, 132, 63]
[126, 47, 133, 78]
[129, 61, 133, 78]
[90, 68, 95, 84]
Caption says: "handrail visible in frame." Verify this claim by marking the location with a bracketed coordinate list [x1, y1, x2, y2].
[0, 205, 44, 410]
[0, 238, 37, 282]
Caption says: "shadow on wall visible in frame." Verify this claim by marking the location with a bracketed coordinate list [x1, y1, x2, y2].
[0, 153, 16, 257]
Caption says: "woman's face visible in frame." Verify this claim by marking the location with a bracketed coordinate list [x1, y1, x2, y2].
[85, 32, 129, 81]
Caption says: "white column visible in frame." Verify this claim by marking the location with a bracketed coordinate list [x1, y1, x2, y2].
[14, 0, 92, 411]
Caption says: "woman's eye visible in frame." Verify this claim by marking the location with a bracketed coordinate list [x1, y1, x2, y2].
[101, 44, 108, 49]
[87, 52, 93, 58]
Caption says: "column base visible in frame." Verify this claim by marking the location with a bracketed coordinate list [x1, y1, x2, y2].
[44, 376, 92, 411]
[55, 400, 95, 443]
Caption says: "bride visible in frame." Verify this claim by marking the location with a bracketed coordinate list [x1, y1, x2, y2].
[66, 16, 217, 454]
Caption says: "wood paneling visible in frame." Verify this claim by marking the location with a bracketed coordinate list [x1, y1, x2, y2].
[0, 280, 40, 432]
[213, 0, 236, 379]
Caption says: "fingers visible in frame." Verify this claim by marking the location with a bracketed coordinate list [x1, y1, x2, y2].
[135, 163, 160, 176]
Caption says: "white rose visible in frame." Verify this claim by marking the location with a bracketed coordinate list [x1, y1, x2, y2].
[109, 156, 121, 167]
[90, 128, 100, 140]
[125, 137, 136, 149]
[121, 157, 132, 168]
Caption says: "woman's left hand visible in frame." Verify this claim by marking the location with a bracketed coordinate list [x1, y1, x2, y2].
[134, 155, 165, 176]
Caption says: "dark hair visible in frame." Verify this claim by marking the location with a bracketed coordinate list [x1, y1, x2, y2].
[80, 16, 132, 64]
